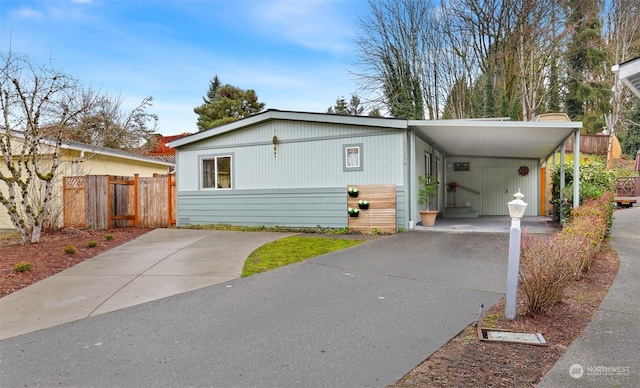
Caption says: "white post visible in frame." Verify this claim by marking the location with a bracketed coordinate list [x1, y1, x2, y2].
[506, 191, 527, 320]
[505, 216, 522, 320]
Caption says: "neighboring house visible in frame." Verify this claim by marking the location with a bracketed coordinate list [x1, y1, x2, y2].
[614, 56, 640, 98]
[143, 133, 192, 166]
[0, 135, 174, 230]
[169, 109, 581, 230]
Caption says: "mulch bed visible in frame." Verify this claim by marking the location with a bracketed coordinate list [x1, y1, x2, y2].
[0, 228, 152, 298]
[391, 241, 619, 387]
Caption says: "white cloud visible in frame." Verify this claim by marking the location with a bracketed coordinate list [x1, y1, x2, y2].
[247, 0, 358, 53]
[11, 7, 45, 20]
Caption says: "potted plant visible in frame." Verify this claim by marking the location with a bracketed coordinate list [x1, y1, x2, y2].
[358, 200, 369, 209]
[348, 207, 360, 217]
[348, 187, 359, 197]
[418, 174, 439, 226]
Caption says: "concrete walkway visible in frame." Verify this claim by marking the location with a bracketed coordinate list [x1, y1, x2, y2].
[0, 230, 510, 387]
[0, 229, 294, 340]
[538, 206, 640, 387]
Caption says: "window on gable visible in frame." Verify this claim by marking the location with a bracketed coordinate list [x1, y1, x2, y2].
[202, 155, 232, 189]
[343, 143, 364, 172]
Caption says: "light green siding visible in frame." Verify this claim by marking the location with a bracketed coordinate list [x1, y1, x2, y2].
[173, 119, 410, 229]
[176, 186, 406, 229]
[445, 157, 539, 216]
[175, 120, 406, 191]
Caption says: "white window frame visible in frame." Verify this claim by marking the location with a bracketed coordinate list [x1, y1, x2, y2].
[343, 143, 363, 172]
[200, 154, 233, 190]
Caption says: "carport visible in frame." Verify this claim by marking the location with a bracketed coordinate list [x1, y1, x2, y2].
[407, 117, 582, 219]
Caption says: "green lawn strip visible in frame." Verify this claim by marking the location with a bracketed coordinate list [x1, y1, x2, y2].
[242, 236, 364, 277]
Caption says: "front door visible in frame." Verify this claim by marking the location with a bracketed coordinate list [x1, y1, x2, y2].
[481, 166, 510, 215]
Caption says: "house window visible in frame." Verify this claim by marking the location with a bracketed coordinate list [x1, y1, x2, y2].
[202, 155, 232, 189]
[343, 143, 363, 172]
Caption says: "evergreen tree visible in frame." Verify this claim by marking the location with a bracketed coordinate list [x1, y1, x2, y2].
[327, 94, 367, 116]
[203, 75, 221, 104]
[564, 0, 610, 132]
[483, 69, 496, 118]
[193, 77, 265, 131]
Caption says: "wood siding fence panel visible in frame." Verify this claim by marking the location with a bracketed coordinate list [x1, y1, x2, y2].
[347, 184, 397, 234]
[85, 175, 109, 229]
[138, 175, 169, 228]
[565, 134, 609, 155]
[110, 176, 132, 227]
[63, 174, 175, 229]
[63, 176, 86, 228]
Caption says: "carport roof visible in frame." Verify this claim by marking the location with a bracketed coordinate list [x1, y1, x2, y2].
[169, 109, 581, 162]
[409, 119, 581, 160]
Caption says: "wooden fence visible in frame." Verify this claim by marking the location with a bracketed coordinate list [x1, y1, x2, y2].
[347, 184, 397, 234]
[564, 134, 621, 155]
[63, 174, 176, 229]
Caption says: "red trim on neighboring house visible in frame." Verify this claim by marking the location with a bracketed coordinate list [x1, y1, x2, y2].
[145, 133, 191, 156]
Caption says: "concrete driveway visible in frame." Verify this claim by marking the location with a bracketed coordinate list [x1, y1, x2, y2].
[0, 229, 295, 340]
[0, 230, 510, 387]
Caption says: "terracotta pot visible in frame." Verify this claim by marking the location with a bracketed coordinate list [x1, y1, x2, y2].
[419, 210, 438, 226]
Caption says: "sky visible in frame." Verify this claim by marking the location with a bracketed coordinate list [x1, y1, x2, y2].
[1, 0, 369, 136]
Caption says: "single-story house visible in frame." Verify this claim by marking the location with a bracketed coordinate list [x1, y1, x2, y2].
[613, 56, 640, 98]
[169, 109, 581, 231]
[0, 135, 175, 229]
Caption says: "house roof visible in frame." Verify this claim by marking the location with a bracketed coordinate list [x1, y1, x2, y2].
[613, 56, 640, 98]
[168, 109, 407, 148]
[9, 131, 174, 167]
[170, 109, 581, 161]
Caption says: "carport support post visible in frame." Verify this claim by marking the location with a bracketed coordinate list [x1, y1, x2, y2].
[505, 191, 527, 320]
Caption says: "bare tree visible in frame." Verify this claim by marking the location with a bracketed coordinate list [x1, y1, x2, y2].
[606, 0, 640, 135]
[1, 51, 96, 243]
[354, 0, 439, 119]
[516, 0, 568, 120]
[69, 94, 158, 152]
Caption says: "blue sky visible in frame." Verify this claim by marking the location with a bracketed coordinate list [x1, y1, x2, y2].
[1, 0, 368, 135]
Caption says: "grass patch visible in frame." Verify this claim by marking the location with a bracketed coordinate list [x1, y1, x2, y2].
[178, 224, 352, 235]
[242, 236, 363, 277]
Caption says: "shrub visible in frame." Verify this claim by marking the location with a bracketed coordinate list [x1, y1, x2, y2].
[518, 193, 612, 315]
[104, 234, 114, 241]
[14, 261, 32, 272]
[551, 160, 615, 223]
[64, 245, 77, 254]
[86, 241, 98, 248]
[519, 236, 574, 315]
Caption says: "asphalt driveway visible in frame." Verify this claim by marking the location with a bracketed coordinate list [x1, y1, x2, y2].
[0, 231, 510, 387]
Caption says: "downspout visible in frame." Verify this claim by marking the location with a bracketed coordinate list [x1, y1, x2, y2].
[408, 127, 416, 228]
[573, 130, 580, 209]
[560, 144, 565, 219]
[72, 150, 85, 176]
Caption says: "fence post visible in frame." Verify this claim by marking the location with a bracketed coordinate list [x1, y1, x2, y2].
[134, 174, 139, 227]
[107, 175, 112, 228]
[167, 174, 172, 227]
